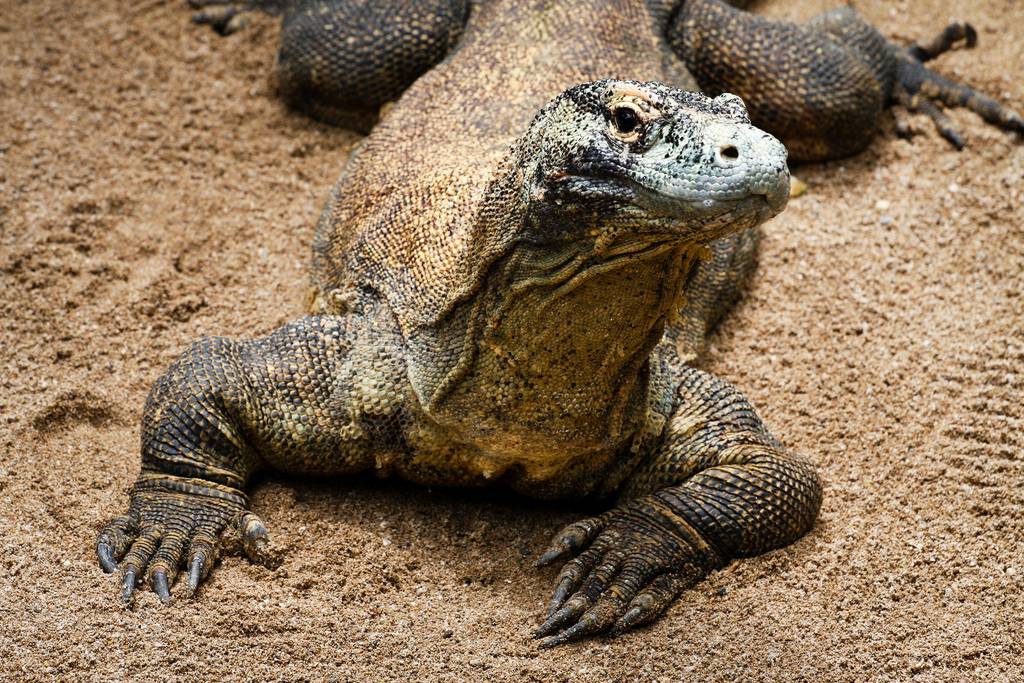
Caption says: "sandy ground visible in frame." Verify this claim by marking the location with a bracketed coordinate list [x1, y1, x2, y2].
[1, 0, 1022, 680]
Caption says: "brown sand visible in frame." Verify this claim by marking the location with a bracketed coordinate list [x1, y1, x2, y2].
[1, 1, 1022, 680]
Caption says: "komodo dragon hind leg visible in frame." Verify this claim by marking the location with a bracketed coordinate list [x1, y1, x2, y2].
[191, 0, 470, 131]
[811, 9, 1024, 151]
[533, 365, 822, 646]
[663, 0, 1023, 161]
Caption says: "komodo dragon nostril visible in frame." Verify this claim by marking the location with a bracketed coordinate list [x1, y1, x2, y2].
[719, 144, 739, 161]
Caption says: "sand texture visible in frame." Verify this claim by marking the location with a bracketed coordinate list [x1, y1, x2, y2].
[1, 0, 1022, 680]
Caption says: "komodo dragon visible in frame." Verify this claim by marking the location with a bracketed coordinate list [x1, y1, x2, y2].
[96, 0, 1022, 646]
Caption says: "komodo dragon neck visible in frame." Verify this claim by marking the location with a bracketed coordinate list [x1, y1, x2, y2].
[416, 144, 702, 466]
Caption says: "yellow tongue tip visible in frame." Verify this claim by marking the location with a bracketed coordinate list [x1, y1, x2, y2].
[789, 176, 808, 198]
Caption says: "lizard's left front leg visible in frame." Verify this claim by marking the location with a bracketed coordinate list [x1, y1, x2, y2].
[533, 366, 822, 646]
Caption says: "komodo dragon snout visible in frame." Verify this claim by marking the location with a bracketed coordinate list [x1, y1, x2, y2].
[524, 80, 790, 247]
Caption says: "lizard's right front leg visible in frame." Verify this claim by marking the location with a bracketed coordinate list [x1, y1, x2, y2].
[96, 312, 406, 604]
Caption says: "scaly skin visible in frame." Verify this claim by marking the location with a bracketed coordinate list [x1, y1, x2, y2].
[98, 0, 1020, 645]
[192, 0, 1024, 158]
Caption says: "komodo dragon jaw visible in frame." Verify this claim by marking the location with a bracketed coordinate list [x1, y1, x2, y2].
[521, 81, 789, 250]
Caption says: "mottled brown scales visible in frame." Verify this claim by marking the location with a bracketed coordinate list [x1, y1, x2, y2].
[99, 0, 1022, 646]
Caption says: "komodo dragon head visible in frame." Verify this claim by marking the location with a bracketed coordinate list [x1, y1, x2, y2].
[416, 80, 791, 469]
[516, 79, 790, 246]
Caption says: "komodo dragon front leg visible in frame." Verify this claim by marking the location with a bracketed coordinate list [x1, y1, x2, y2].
[96, 309, 406, 603]
[532, 361, 821, 646]
[665, 0, 1023, 160]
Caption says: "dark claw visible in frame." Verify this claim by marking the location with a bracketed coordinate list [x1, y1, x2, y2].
[97, 542, 118, 573]
[192, 8, 234, 27]
[536, 517, 606, 567]
[1007, 112, 1024, 134]
[535, 547, 566, 568]
[547, 577, 574, 616]
[963, 23, 978, 49]
[532, 612, 564, 639]
[613, 605, 646, 634]
[533, 599, 584, 639]
[186, 556, 204, 594]
[121, 568, 137, 605]
[536, 634, 569, 651]
[538, 614, 600, 649]
[538, 633, 571, 649]
[152, 570, 171, 604]
[909, 21, 978, 62]
[939, 126, 966, 150]
[917, 99, 966, 150]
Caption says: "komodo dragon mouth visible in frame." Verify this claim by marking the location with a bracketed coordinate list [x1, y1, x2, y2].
[545, 170, 784, 243]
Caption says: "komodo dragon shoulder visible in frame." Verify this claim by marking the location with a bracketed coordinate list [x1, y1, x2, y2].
[96, 0, 1021, 646]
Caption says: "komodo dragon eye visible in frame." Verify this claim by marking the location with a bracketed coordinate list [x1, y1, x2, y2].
[612, 105, 641, 135]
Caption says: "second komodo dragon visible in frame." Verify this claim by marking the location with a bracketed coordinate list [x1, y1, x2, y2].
[97, 0, 1022, 646]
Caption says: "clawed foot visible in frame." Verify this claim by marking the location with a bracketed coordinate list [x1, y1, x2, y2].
[532, 495, 716, 648]
[893, 21, 1023, 149]
[96, 475, 279, 605]
[188, 0, 284, 35]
